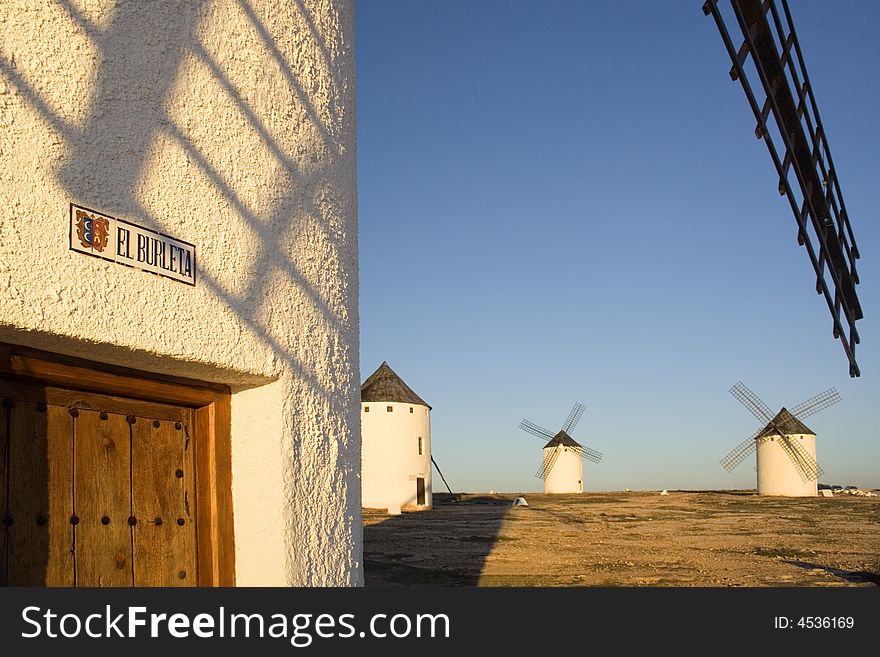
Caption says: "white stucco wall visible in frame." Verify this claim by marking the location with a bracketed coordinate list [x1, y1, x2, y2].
[0, 0, 361, 585]
[361, 402, 432, 513]
[756, 434, 818, 497]
[543, 446, 583, 494]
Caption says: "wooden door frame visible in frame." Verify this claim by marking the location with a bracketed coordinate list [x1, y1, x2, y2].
[0, 343, 235, 586]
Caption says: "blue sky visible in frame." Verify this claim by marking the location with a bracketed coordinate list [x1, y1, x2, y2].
[355, 1, 880, 493]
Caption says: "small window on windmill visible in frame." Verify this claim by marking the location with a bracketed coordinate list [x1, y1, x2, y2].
[418, 436, 423, 455]
[387, 406, 393, 412]
[409, 407, 413, 413]
[364, 406, 369, 413]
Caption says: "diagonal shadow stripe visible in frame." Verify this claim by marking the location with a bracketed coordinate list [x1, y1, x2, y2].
[54, 0, 105, 44]
[237, 0, 339, 152]
[161, 119, 349, 330]
[3, 1, 356, 408]
[0, 56, 75, 141]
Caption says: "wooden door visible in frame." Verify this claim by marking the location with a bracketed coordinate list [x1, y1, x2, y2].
[416, 477, 425, 506]
[0, 380, 197, 586]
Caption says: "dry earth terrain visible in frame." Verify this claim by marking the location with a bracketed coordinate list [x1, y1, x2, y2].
[363, 491, 880, 586]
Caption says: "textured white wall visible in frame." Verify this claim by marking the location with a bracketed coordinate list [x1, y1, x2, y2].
[361, 402, 432, 513]
[756, 434, 818, 497]
[0, 0, 361, 585]
[543, 446, 583, 494]
[230, 381, 287, 585]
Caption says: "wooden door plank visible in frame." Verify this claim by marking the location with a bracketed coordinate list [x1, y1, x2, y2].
[181, 408, 197, 584]
[45, 389, 188, 423]
[0, 345, 232, 395]
[0, 378, 44, 403]
[131, 414, 196, 586]
[182, 408, 198, 581]
[195, 397, 235, 586]
[7, 400, 49, 585]
[3, 369, 235, 588]
[45, 405, 75, 586]
[7, 401, 75, 586]
[7, 356, 220, 406]
[74, 410, 133, 587]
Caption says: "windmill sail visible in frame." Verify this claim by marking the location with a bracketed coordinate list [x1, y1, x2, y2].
[582, 446, 603, 463]
[520, 402, 603, 484]
[782, 436, 824, 481]
[722, 381, 839, 493]
[790, 388, 841, 420]
[730, 381, 774, 424]
[776, 436, 815, 483]
[519, 419, 555, 440]
[720, 431, 762, 471]
[535, 448, 562, 480]
[561, 402, 585, 435]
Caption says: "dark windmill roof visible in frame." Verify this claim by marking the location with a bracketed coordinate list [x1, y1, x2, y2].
[756, 407, 815, 438]
[361, 361, 431, 409]
[544, 430, 582, 449]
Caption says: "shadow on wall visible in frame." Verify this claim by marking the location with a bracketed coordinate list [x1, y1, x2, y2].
[0, 0, 354, 405]
[0, 384, 50, 586]
[363, 494, 510, 586]
[1, 0, 359, 584]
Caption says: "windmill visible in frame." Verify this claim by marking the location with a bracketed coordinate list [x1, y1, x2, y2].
[721, 381, 840, 496]
[518, 403, 602, 494]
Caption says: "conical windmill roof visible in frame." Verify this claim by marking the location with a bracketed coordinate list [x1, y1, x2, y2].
[361, 361, 431, 409]
[544, 430, 582, 449]
[756, 407, 815, 438]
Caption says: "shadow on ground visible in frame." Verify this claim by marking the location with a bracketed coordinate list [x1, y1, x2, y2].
[782, 560, 880, 586]
[363, 494, 512, 586]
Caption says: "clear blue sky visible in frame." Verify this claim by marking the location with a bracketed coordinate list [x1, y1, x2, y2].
[355, 1, 880, 493]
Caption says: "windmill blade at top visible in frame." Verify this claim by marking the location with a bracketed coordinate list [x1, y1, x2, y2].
[703, 0, 864, 377]
[581, 446, 603, 463]
[720, 430, 762, 471]
[789, 388, 841, 420]
[534, 447, 562, 480]
[519, 419, 555, 441]
[729, 381, 775, 424]
[561, 402, 586, 435]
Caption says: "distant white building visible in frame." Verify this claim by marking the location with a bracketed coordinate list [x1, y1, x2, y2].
[756, 409, 818, 497]
[520, 403, 601, 494]
[361, 362, 432, 514]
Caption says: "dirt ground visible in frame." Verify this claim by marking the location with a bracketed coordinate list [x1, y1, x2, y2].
[363, 491, 880, 586]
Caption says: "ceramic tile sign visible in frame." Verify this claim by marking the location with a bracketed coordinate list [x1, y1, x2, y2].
[69, 204, 196, 286]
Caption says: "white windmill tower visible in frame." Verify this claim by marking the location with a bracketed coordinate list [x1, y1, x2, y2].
[721, 382, 841, 496]
[360, 362, 432, 514]
[519, 403, 602, 494]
